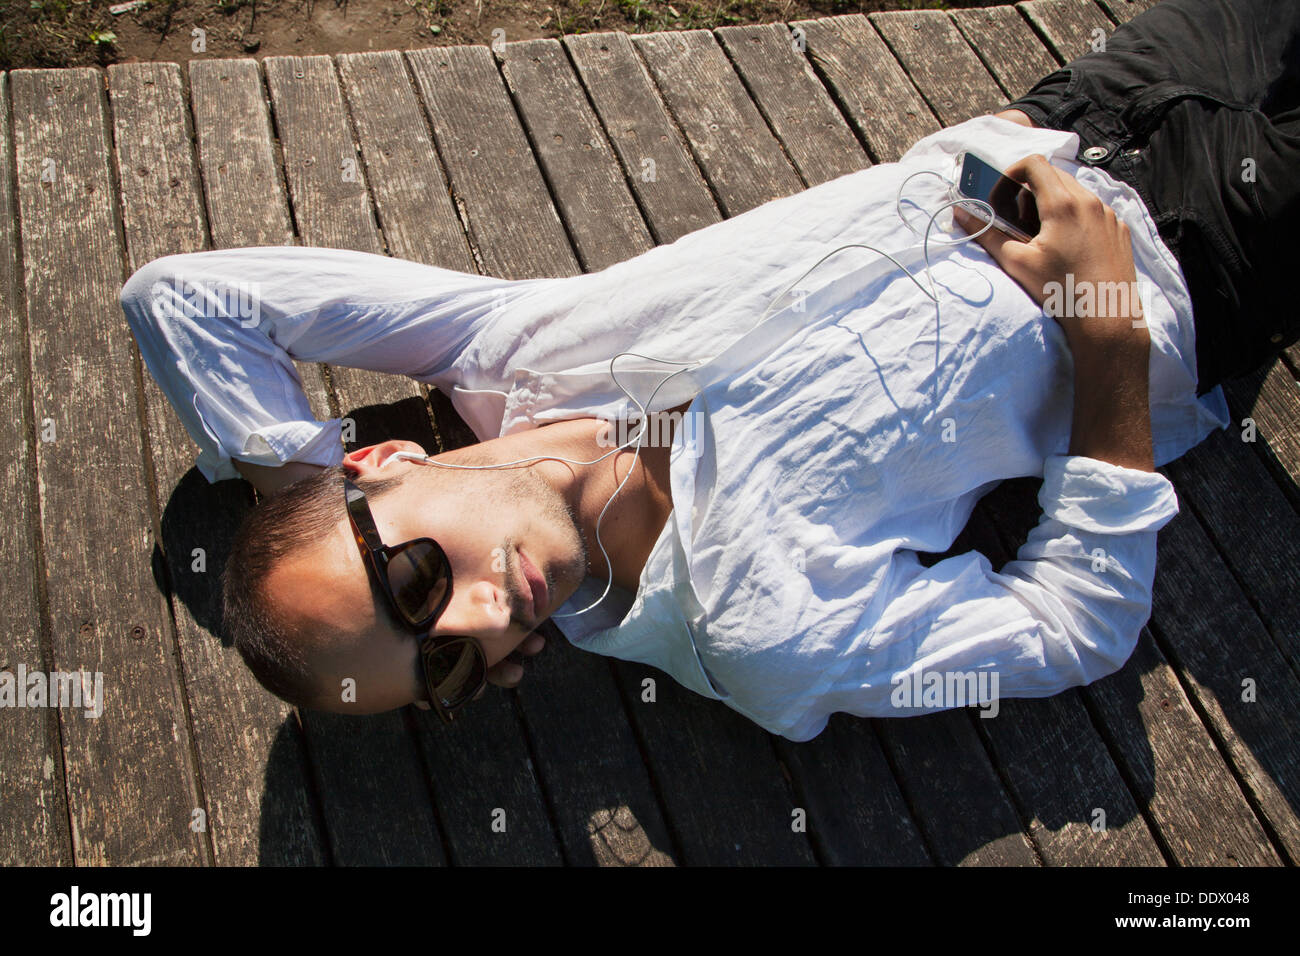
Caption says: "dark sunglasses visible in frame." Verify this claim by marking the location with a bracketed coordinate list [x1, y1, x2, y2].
[343, 476, 487, 724]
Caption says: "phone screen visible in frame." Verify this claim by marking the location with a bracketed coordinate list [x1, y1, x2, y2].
[958, 153, 1041, 239]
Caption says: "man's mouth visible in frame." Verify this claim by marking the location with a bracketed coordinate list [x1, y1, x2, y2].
[518, 548, 549, 626]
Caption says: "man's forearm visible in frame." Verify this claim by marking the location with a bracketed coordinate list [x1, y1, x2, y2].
[1067, 335, 1154, 473]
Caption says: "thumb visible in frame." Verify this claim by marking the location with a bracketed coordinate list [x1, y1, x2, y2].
[952, 204, 1016, 262]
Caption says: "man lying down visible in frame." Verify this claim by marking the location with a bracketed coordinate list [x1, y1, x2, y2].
[120, 2, 1298, 739]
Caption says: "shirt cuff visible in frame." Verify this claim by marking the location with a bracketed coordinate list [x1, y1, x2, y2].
[193, 418, 345, 484]
[1038, 454, 1179, 535]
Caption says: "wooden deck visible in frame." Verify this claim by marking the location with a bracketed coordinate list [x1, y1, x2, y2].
[2, 0, 1298, 866]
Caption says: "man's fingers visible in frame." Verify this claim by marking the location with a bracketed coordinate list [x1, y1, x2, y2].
[480, 634, 547, 690]
[1003, 154, 1086, 218]
[953, 204, 1018, 264]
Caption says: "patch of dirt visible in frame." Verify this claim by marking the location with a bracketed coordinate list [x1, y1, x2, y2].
[2, 0, 1002, 70]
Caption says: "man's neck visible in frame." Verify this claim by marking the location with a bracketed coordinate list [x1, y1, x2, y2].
[496, 407, 685, 593]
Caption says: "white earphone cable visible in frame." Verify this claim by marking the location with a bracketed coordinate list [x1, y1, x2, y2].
[387, 169, 997, 618]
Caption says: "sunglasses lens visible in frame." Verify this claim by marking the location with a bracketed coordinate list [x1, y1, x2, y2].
[422, 639, 486, 710]
[388, 541, 449, 627]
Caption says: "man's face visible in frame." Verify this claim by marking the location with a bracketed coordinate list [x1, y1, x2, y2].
[265, 439, 588, 713]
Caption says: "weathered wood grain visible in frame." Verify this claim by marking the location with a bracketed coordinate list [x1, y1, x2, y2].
[1017, 0, 1116, 63]
[564, 31, 718, 245]
[11, 67, 205, 866]
[950, 5, 1064, 96]
[715, 23, 869, 186]
[407, 44, 578, 280]
[1162, 424, 1300, 675]
[631, 30, 805, 216]
[0, 70, 72, 867]
[1097, 0, 1160, 25]
[109, 60, 329, 866]
[1085, 623, 1281, 866]
[1148, 496, 1300, 860]
[499, 39, 655, 272]
[188, 58, 332, 421]
[871, 10, 1009, 126]
[791, 15, 939, 163]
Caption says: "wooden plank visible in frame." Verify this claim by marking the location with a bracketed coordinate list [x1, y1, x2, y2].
[950, 5, 1064, 97]
[980, 476, 1286, 865]
[1162, 424, 1300, 675]
[1085, 625, 1281, 865]
[499, 39, 655, 271]
[956, 505, 1166, 864]
[1018, 0, 1115, 63]
[0, 71, 72, 866]
[563, 31, 718, 245]
[187, 58, 332, 424]
[871, 10, 1008, 126]
[714, 23, 869, 186]
[407, 44, 578, 280]
[1221, 361, 1300, 524]
[791, 15, 939, 163]
[261, 54, 430, 433]
[875, 712, 1041, 865]
[335, 51, 478, 274]
[110, 61, 329, 866]
[631, 30, 805, 216]
[1097, 0, 1159, 25]
[11, 67, 205, 866]
[191, 53, 440, 866]
[774, 718, 931, 865]
[1148, 497, 1300, 859]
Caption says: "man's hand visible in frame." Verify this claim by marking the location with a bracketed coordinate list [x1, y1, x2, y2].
[954, 153, 1155, 473]
[953, 154, 1147, 352]
[476, 630, 548, 697]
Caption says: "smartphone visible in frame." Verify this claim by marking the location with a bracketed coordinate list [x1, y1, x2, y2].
[952, 151, 1041, 242]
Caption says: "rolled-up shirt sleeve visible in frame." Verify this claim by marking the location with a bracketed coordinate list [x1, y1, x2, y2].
[119, 246, 534, 483]
[795, 454, 1180, 729]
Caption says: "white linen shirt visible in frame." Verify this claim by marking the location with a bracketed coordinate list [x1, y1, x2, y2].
[122, 115, 1231, 741]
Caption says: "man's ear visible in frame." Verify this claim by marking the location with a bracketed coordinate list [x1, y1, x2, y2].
[342, 439, 427, 477]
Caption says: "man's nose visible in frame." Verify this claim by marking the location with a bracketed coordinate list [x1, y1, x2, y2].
[432, 578, 516, 640]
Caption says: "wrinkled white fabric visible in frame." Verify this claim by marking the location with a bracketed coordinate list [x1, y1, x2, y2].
[122, 114, 1229, 740]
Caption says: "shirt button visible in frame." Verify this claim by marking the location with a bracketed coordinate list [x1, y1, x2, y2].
[1082, 146, 1110, 162]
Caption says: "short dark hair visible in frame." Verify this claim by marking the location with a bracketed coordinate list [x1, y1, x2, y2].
[221, 464, 404, 707]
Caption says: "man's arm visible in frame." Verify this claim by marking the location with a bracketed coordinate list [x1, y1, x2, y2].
[954, 153, 1154, 473]
[119, 247, 534, 491]
[792, 149, 1177, 727]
